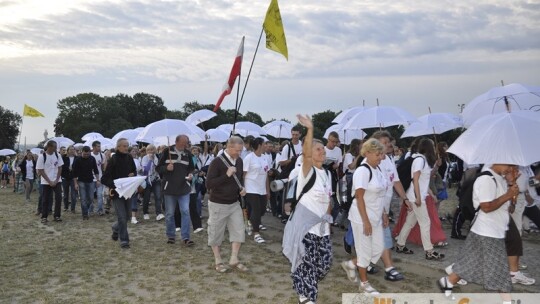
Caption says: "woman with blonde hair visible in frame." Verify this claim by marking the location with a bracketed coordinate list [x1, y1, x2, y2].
[344, 138, 388, 294]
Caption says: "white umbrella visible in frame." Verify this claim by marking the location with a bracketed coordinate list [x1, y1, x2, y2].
[447, 111, 540, 166]
[73, 143, 84, 149]
[234, 121, 266, 137]
[343, 105, 418, 130]
[30, 148, 43, 155]
[136, 119, 205, 145]
[401, 113, 463, 138]
[185, 109, 217, 126]
[112, 129, 140, 146]
[0, 149, 16, 156]
[84, 138, 115, 150]
[47, 136, 75, 148]
[205, 129, 230, 143]
[113, 176, 147, 199]
[332, 105, 369, 124]
[262, 120, 293, 139]
[323, 124, 366, 145]
[81, 132, 104, 141]
[133, 127, 145, 133]
[462, 83, 540, 127]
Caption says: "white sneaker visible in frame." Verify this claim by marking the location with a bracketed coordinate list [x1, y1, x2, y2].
[143, 214, 150, 220]
[359, 281, 379, 295]
[341, 261, 358, 282]
[194, 227, 204, 234]
[445, 264, 468, 285]
[131, 217, 138, 224]
[259, 224, 267, 231]
[511, 271, 535, 285]
[156, 214, 165, 221]
[175, 227, 181, 232]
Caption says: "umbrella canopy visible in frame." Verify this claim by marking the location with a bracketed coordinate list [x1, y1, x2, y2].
[84, 138, 115, 150]
[136, 119, 205, 145]
[0, 149, 17, 156]
[216, 124, 233, 134]
[185, 109, 217, 126]
[112, 129, 140, 146]
[81, 132, 104, 142]
[262, 120, 293, 139]
[462, 83, 540, 127]
[234, 121, 266, 137]
[205, 129, 230, 143]
[332, 106, 369, 124]
[323, 124, 366, 145]
[447, 111, 540, 166]
[113, 176, 147, 199]
[30, 148, 43, 155]
[47, 136, 75, 149]
[401, 113, 463, 138]
[73, 143, 84, 149]
[343, 105, 418, 130]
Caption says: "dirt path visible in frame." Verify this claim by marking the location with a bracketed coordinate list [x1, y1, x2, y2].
[0, 189, 538, 304]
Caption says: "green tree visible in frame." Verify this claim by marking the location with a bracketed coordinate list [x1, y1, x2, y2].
[54, 93, 104, 141]
[312, 110, 338, 142]
[0, 106, 22, 149]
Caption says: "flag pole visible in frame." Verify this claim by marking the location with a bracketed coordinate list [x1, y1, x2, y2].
[237, 27, 264, 113]
[232, 35, 247, 135]
[17, 116, 24, 151]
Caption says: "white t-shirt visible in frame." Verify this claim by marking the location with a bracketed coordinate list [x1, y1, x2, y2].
[91, 151, 105, 179]
[243, 153, 269, 195]
[36, 152, 64, 185]
[68, 156, 75, 171]
[296, 166, 332, 237]
[471, 167, 509, 239]
[196, 153, 213, 170]
[324, 146, 343, 167]
[379, 155, 399, 212]
[26, 161, 34, 180]
[141, 155, 159, 181]
[348, 160, 388, 226]
[343, 153, 356, 174]
[278, 141, 302, 163]
[406, 154, 431, 203]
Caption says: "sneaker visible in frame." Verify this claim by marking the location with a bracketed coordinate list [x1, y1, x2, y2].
[54, 217, 62, 222]
[259, 224, 267, 231]
[511, 271, 535, 285]
[194, 227, 204, 234]
[143, 214, 150, 220]
[156, 214, 165, 221]
[445, 264, 467, 285]
[340, 261, 358, 283]
[121, 243, 130, 249]
[131, 217, 138, 224]
[175, 227, 181, 232]
[167, 238, 175, 244]
[112, 231, 118, 241]
[366, 263, 378, 274]
[41, 218, 48, 224]
[254, 234, 266, 244]
[359, 281, 379, 295]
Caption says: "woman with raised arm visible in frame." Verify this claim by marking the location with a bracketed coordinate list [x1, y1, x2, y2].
[282, 114, 333, 304]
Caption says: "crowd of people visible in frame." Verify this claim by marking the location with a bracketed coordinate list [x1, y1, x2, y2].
[2, 114, 540, 304]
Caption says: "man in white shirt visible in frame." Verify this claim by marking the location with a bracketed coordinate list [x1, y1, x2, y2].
[278, 126, 303, 172]
[324, 131, 343, 221]
[36, 140, 64, 223]
[90, 141, 106, 216]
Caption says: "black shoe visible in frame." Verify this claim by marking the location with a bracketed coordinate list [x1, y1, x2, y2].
[41, 218, 48, 224]
[366, 264, 379, 274]
[112, 232, 119, 241]
[450, 234, 466, 240]
[63, 208, 68, 212]
[167, 238, 175, 244]
[54, 217, 62, 222]
[82, 215, 89, 220]
[121, 243, 130, 249]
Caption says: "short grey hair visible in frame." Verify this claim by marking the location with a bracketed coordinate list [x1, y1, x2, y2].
[227, 136, 244, 146]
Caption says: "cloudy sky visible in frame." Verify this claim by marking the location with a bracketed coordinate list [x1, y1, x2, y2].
[1, 0, 539, 145]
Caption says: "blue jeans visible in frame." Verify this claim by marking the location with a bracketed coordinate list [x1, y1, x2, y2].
[62, 178, 78, 211]
[164, 194, 190, 240]
[112, 198, 130, 246]
[143, 181, 163, 215]
[89, 182, 104, 213]
[78, 181, 95, 217]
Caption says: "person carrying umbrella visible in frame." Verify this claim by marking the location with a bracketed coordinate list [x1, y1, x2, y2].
[157, 134, 196, 246]
[101, 138, 137, 249]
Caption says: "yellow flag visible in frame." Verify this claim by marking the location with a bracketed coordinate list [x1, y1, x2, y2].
[23, 104, 45, 117]
[263, 0, 288, 60]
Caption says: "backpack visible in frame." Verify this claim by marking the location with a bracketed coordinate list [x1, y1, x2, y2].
[279, 143, 299, 179]
[43, 151, 59, 164]
[396, 156, 424, 192]
[286, 167, 328, 218]
[458, 169, 495, 221]
[1, 162, 9, 173]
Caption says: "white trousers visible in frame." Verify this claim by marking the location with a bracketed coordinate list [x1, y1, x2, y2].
[396, 199, 433, 251]
[351, 221, 384, 268]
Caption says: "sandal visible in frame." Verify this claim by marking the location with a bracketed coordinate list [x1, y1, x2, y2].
[254, 234, 266, 244]
[183, 239, 195, 247]
[215, 263, 229, 273]
[437, 276, 453, 297]
[434, 241, 448, 248]
[426, 250, 445, 260]
[366, 264, 378, 274]
[384, 267, 404, 281]
[229, 262, 249, 272]
[395, 245, 414, 254]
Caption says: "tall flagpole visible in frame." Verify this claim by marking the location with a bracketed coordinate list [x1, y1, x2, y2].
[232, 37, 245, 135]
[237, 27, 264, 113]
[17, 116, 24, 151]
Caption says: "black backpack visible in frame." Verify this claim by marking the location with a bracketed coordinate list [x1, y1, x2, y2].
[279, 143, 299, 179]
[397, 156, 423, 191]
[458, 169, 495, 221]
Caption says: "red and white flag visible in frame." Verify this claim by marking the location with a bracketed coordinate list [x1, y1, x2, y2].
[213, 36, 244, 112]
